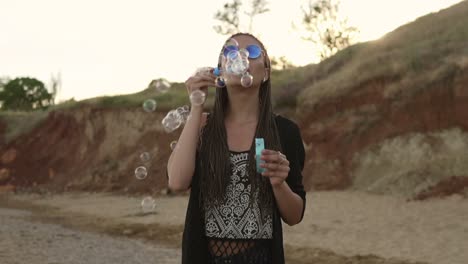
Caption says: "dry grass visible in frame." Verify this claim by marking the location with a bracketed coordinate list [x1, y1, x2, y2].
[350, 127, 468, 198]
[297, 1, 468, 110]
[0, 82, 192, 143]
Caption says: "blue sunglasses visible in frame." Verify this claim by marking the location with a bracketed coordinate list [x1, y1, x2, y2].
[223, 44, 263, 59]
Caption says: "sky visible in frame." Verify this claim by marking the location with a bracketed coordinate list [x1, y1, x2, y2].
[1, 0, 463, 102]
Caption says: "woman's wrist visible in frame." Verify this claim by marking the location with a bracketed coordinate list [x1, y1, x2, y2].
[190, 104, 204, 113]
[271, 180, 287, 191]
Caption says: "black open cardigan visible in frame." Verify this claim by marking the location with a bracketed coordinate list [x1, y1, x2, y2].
[178, 114, 306, 264]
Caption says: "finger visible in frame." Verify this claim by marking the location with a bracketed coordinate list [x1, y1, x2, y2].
[260, 154, 279, 163]
[195, 73, 216, 84]
[188, 80, 217, 91]
[185, 76, 214, 88]
[262, 150, 288, 163]
[193, 75, 219, 89]
[261, 170, 288, 179]
[278, 158, 290, 167]
[194, 67, 216, 78]
[260, 162, 290, 172]
[279, 152, 287, 160]
[199, 70, 217, 81]
[260, 153, 286, 164]
[260, 161, 280, 171]
[261, 149, 279, 155]
[192, 67, 214, 77]
[202, 73, 217, 82]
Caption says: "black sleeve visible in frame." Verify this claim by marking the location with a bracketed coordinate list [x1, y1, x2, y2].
[283, 121, 306, 222]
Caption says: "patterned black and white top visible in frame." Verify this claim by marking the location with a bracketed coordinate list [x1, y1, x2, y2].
[203, 150, 273, 239]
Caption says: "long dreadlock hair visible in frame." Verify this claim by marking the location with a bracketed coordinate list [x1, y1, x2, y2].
[197, 33, 283, 213]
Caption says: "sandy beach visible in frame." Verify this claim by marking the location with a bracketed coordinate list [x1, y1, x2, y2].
[1, 190, 466, 264]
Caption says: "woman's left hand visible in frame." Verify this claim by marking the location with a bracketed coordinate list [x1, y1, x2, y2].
[259, 149, 290, 187]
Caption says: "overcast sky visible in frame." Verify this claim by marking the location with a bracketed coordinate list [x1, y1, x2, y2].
[1, 0, 463, 101]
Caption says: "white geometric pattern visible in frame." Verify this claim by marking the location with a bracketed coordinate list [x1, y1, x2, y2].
[204, 151, 273, 239]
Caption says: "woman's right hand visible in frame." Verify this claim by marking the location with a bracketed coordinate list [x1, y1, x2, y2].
[184, 67, 217, 106]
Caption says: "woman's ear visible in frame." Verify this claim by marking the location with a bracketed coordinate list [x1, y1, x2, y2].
[263, 68, 270, 83]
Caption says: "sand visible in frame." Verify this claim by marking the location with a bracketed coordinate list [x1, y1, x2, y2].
[1, 190, 466, 264]
[0, 208, 179, 264]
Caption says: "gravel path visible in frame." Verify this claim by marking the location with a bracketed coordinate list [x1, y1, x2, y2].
[0, 208, 180, 264]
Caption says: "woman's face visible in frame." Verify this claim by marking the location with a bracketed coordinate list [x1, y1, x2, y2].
[220, 35, 269, 89]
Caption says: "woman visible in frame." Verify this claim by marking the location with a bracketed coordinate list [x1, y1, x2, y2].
[167, 33, 306, 264]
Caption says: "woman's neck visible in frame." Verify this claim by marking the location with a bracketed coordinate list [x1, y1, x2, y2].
[225, 90, 259, 124]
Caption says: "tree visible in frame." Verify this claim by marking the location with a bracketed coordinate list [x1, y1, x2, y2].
[213, 0, 242, 35]
[295, 0, 359, 60]
[0, 77, 10, 88]
[48, 71, 62, 105]
[0, 77, 54, 111]
[213, 0, 270, 36]
[244, 0, 269, 33]
[270, 56, 295, 70]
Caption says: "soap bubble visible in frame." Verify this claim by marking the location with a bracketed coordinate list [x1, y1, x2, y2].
[215, 76, 226, 88]
[226, 50, 240, 61]
[218, 53, 226, 66]
[152, 79, 171, 93]
[141, 196, 156, 213]
[170, 140, 177, 150]
[178, 104, 190, 115]
[190, 90, 206, 106]
[142, 99, 157, 112]
[225, 61, 234, 74]
[176, 105, 190, 124]
[162, 109, 182, 133]
[223, 38, 239, 51]
[232, 60, 248, 75]
[135, 166, 148, 180]
[241, 73, 253, 87]
[223, 46, 249, 76]
[139, 152, 151, 163]
[239, 48, 249, 58]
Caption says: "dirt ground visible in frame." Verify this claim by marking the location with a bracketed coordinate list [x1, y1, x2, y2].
[0, 207, 179, 264]
[1, 190, 466, 264]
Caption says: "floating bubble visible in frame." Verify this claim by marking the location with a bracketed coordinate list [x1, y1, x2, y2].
[142, 99, 157, 112]
[141, 196, 156, 213]
[170, 140, 177, 150]
[239, 48, 249, 58]
[232, 60, 248, 75]
[162, 109, 182, 133]
[176, 105, 190, 123]
[226, 50, 240, 61]
[215, 76, 226, 88]
[225, 61, 234, 74]
[189, 90, 206, 106]
[241, 73, 253, 87]
[139, 152, 151, 163]
[223, 47, 249, 77]
[223, 38, 239, 50]
[152, 79, 171, 93]
[218, 53, 226, 66]
[135, 166, 148, 180]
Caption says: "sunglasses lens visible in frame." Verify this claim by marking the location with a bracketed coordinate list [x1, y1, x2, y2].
[247, 45, 261, 59]
[223, 45, 238, 57]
